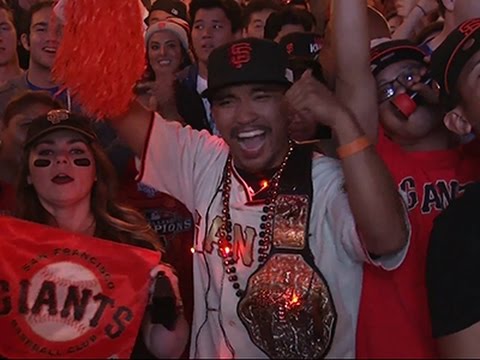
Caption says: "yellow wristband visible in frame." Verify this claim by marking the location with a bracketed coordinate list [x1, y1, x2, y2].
[337, 136, 372, 159]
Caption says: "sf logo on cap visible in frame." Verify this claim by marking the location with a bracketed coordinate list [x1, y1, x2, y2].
[286, 42, 294, 55]
[47, 109, 70, 124]
[230, 43, 252, 69]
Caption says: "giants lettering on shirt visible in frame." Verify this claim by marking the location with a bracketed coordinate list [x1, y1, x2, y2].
[203, 216, 256, 267]
[399, 177, 470, 213]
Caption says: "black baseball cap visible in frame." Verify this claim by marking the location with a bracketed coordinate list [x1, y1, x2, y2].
[279, 31, 323, 60]
[431, 18, 480, 110]
[149, 0, 188, 22]
[25, 110, 97, 148]
[370, 39, 427, 76]
[202, 38, 292, 99]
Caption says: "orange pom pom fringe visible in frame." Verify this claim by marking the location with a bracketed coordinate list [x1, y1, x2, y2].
[53, 0, 146, 119]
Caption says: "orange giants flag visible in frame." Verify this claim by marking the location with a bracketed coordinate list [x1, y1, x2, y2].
[0, 216, 160, 358]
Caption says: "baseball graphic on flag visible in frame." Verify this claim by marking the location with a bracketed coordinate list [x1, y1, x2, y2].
[0, 217, 160, 359]
[25, 262, 102, 342]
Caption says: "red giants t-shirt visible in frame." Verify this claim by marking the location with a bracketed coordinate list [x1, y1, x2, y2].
[357, 130, 480, 358]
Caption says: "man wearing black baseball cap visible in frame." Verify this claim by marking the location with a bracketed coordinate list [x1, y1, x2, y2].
[426, 17, 480, 359]
[109, 35, 409, 358]
[147, 0, 189, 24]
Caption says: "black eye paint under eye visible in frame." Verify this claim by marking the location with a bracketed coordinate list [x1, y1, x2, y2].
[33, 159, 51, 167]
[74, 158, 91, 167]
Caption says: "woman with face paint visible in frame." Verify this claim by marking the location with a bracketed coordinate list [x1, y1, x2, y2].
[14, 109, 190, 359]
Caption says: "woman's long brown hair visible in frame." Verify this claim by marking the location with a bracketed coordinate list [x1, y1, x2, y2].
[16, 138, 162, 253]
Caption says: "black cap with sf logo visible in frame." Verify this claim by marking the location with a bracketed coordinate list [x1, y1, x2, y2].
[202, 38, 293, 100]
[25, 110, 97, 148]
[279, 32, 323, 60]
[431, 18, 480, 110]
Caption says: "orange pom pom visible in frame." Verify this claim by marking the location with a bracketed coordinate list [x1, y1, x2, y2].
[53, 0, 146, 119]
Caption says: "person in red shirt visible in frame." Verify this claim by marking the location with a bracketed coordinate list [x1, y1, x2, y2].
[0, 91, 61, 215]
[333, 0, 480, 358]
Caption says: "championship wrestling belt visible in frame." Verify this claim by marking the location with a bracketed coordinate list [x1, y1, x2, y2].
[237, 146, 337, 359]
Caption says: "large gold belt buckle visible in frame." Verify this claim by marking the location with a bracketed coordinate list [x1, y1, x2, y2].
[238, 254, 336, 358]
[237, 195, 337, 358]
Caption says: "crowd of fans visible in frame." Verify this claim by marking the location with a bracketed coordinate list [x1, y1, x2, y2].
[2, 0, 480, 358]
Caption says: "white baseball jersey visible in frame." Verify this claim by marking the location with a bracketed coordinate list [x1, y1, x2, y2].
[138, 114, 409, 358]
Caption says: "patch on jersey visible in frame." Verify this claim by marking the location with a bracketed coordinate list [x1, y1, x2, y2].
[273, 195, 308, 250]
[144, 209, 193, 237]
[137, 182, 159, 198]
[144, 209, 193, 249]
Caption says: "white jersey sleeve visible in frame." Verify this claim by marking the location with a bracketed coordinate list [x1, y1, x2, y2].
[313, 155, 410, 271]
[137, 113, 229, 212]
[328, 187, 409, 270]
